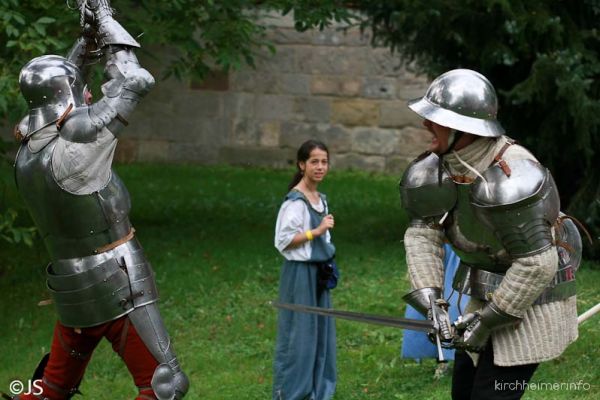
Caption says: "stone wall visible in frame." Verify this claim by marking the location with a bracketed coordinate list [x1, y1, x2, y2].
[117, 13, 431, 173]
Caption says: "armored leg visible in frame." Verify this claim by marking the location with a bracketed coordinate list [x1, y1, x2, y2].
[128, 304, 189, 400]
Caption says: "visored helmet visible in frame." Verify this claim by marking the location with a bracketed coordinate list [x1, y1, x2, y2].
[408, 69, 504, 137]
[19, 55, 86, 134]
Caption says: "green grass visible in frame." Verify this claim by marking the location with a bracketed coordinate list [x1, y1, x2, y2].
[0, 164, 598, 399]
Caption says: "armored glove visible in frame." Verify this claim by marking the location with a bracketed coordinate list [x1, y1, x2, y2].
[453, 301, 520, 352]
[403, 287, 453, 344]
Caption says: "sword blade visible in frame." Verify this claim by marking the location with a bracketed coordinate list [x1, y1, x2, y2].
[272, 301, 435, 333]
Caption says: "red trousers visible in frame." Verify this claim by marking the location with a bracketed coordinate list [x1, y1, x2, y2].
[20, 316, 159, 400]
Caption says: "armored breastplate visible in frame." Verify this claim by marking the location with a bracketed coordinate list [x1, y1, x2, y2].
[14, 136, 132, 260]
[445, 184, 511, 272]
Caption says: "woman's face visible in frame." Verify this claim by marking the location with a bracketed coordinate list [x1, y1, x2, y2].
[299, 148, 329, 184]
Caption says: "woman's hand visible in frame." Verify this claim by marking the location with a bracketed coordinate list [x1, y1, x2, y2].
[315, 214, 334, 236]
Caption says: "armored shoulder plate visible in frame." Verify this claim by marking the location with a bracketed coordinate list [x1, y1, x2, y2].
[399, 152, 457, 221]
[471, 159, 560, 257]
[59, 107, 98, 143]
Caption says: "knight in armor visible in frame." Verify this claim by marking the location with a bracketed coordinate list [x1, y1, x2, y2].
[12, 1, 188, 399]
[400, 69, 580, 399]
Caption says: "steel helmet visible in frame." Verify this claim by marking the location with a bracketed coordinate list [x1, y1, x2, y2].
[19, 55, 86, 134]
[408, 69, 504, 137]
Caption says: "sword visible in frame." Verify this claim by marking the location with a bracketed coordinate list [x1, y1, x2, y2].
[271, 301, 449, 360]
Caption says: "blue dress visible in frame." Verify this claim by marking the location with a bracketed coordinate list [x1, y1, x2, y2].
[273, 190, 337, 400]
[401, 244, 468, 360]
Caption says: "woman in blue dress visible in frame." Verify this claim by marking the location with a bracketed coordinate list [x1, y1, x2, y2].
[272, 140, 337, 400]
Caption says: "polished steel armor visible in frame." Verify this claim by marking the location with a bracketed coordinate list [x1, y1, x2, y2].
[401, 152, 580, 306]
[399, 152, 457, 221]
[402, 287, 443, 316]
[14, 2, 187, 398]
[471, 159, 560, 257]
[19, 55, 86, 134]
[408, 69, 505, 137]
[15, 134, 132, 260]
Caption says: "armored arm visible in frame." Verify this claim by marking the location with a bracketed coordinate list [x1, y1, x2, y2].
[452, 159, 562, 351]
[400, 152, 454, 290]
[84, 0, 154, 136]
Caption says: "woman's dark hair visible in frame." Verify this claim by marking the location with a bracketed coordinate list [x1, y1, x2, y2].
[287, 140, 329, 190]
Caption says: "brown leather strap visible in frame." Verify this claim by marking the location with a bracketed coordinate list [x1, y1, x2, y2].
[56, 103, 74, 130]
[13, 124, 24, 142]
[492, 139, 515, 177]
[95, 227, 136, 254]
[556, 214, 594, 245]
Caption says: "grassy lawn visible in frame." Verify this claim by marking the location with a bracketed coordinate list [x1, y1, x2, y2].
[0, 163, 598, 399]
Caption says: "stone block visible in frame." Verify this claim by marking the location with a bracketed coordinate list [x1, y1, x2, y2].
[310, 75, 362, 97]
[224, 93, 257, 119]
[279, 122, 352, 153]
[258, 121, 281, 147]
[397, 126, 431, 157]
[380, 101, 423, 128]
[180, 118, 228, 144]
[218, 145, 295, 168]
[137, 140, 171, 162]
[279, 73, 311, 95]
[293, 97, 331, 123]
[365, 48, 404, 77]
[352, 128, 399, 155]
[297, 47, 367, 75]
[362, 77, 397, 99]
[312, 29, 345, 46]
[232, 119, 259, 146]
[190, 70, 229, 91]
[168, 142, 220, 164]
[331, 153, 385, 172]
[385, 155, 414, 175]
[397, 80, 430, 100]
[114, 138, 138, 163]
[176, 91, 223, 119]
[266, 27, 313, 45]
[255, 46, 296, 74]
[230, 70, 259, 92]
[340, 78, 362, 97]
[255, 95, 295, 120]
[331, 99, 379, 126]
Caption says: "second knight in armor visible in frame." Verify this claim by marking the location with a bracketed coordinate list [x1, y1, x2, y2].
[12, 1, 188, 399]
[400, 69, 579, 399]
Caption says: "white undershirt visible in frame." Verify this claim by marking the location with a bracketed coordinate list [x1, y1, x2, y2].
[274, 197, 331, 261]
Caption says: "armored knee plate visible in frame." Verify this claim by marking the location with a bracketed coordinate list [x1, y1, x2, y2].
[151, 362, 190, 400]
